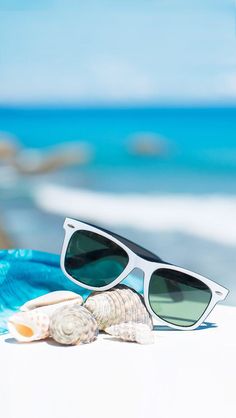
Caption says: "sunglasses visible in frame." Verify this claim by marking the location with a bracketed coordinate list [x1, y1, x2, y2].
[60, 218, 229, 330]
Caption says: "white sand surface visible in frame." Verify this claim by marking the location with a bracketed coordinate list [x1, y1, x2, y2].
[0, 304, 235, 418]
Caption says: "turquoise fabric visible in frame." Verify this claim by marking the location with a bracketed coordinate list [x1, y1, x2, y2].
[0, 249, 91, 335]
[0, 249, 144, 335]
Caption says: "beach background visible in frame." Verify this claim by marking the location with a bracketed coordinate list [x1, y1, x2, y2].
[0, 0, 235, 305]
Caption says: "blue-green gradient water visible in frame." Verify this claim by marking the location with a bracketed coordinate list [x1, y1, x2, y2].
[0, 106, 236, 194]
[0, 106, 236, 305]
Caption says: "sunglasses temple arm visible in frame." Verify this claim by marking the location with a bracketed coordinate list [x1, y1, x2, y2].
[106, 231, 165, 263]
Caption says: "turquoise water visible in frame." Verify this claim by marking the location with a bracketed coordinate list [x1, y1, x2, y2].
[0, 106, 236, 193]
[0, 106, 236, 305]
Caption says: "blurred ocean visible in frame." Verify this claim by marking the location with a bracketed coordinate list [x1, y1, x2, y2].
[0, 106, 236, 304]
[0, 106, 236, 193]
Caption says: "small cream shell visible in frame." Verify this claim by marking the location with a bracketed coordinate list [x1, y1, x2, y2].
[84, 285, 153, 330]
[105, 322, 155, 345]
[8, 298, 82, 343]
[8, 310, 50, 342]
[50, 305, 99, 345]
[20, 291, 83, 311]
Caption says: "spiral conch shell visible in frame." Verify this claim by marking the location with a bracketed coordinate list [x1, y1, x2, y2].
[84, 285, 153, 330]
[50, 305, 99, 345]
[8, 291, 83, 343]
[105, 322, 154, 345]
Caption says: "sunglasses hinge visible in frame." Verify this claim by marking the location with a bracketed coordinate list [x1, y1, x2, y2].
[215, 290, 223, 297]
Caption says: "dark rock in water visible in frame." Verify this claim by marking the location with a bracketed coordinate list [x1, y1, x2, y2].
[0, 134, 93, 175]
[0, 133, 20, 161]
[0, 224, 14, 249]
[13, 142, 93, 175]
[128, 133, 168, 157]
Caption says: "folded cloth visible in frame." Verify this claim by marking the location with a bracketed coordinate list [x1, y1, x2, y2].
[0, 249, 91, 335]
[0, 249, 144, 335]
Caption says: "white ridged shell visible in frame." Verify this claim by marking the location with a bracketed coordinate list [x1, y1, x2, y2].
[20, 291, 83, 311]
[84, 285, 153, 330]
[50, 305, 99, 345]
[105, 322, 155, 345]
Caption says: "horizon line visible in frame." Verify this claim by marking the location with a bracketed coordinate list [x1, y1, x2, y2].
[0, 101, 236, 110]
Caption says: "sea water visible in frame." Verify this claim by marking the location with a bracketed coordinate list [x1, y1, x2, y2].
[0, 107, 236, 191]
[0, 106, 236, 304]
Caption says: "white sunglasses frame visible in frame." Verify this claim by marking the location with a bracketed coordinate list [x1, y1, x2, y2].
[60, 217, 229, 331]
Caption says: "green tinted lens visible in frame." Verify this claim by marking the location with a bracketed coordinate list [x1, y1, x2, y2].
[65, 230, 129, 287]
[149, 268, 212, 327]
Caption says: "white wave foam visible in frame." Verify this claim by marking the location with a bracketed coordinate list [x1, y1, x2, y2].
[34, 185, 236, 246]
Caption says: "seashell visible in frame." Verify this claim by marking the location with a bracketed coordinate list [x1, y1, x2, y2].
[20, 290, 83, 311]
[50, 305, 99, 345]
[8, 297, 83, 343]
[84, 285, 153, 330]
[8, 310, 50, 342]
[105, 322, 155, 345]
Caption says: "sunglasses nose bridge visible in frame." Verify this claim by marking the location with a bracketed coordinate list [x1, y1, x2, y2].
[132, 253, 154, 274]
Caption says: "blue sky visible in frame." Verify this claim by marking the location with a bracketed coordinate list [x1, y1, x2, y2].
[0, 0, 235, 105]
